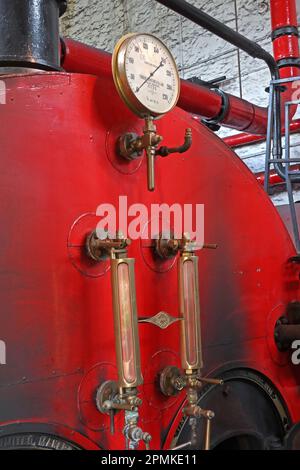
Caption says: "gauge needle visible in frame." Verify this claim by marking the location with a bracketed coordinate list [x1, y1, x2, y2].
[136, 60, 164, 93]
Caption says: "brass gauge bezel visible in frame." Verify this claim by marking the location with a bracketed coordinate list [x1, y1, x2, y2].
[112, 33, 180, 119]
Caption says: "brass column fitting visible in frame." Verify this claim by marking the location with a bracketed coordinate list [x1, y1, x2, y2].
[86, 230, 151, 447]
[118, 116, 162, 191]
[157, 233, 220, 450]
[160, 366, 223, 397]
[117, 118, 192, 192]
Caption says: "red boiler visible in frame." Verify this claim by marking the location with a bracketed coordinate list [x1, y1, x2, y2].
[1, 0, 300, 451]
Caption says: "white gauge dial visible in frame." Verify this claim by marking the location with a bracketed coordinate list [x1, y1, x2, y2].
[112, 33, 180, 118]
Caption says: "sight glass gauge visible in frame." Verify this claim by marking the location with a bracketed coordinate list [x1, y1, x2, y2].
[112, 33, 180, 118]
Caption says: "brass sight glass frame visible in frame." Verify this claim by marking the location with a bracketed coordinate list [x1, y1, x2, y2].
[86, 231, 142, 389]
[111, 254, 143, 389]
[154, 233, 221, 450]
[86, 232, 150, 448]
[178, 252, 203, 372]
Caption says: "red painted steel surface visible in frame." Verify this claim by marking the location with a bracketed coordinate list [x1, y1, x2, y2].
[0, 71, 300, 449]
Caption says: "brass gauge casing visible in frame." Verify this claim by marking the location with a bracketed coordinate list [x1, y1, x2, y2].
[112, 33, 180, 118]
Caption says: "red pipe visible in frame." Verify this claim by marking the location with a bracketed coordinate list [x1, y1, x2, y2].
[61, 38, 268, 135]
[61, 38, 112, 78]
[61, 0, 299, 138]
[271, 0, 298, 28]
[270, 0, 299, 69]
[224, 1, 300, 154]
[270, 0, 300, 109]
[224, 133, 266, 148]
[256, 165, 300, 186]
[224, 119, 300, 148]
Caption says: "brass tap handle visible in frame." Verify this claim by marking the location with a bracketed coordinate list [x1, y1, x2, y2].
[182, 404, 215, 420]
[110, 409, 115, 435]
[103, 400, 136, 412]
[204, 416, 212, 451]
[198, 377, 224, 386]
[202, 243, 218, 250]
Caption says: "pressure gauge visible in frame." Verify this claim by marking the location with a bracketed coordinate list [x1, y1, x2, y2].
[112, 33, 180, 118]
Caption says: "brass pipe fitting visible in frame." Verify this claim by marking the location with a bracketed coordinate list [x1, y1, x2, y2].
[117, 118, 192, 192]
[86, 230, 131, 261]
[183, 404, 215, 420]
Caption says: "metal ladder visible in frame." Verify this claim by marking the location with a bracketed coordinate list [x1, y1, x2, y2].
[265, 75, 300, 254]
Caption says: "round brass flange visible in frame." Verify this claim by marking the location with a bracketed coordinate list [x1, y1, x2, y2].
[159, 365, 182, 397]
[95, 380, 118, 414]
[118, 133, 143, 161]
[155, 237, 179, 259]
[86, 231, 108, 262]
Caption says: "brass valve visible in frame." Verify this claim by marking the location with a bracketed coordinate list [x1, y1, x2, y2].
[160, 366, 223, 397]
[124, 412, 152, 450]
[183, 388, 215, 451]
[160, 367, 223, 450]
[96, 381, 147, 440]
[155, 233, 217, 260]
[86, 230, 131, 261]
[117, 116, 192, 192]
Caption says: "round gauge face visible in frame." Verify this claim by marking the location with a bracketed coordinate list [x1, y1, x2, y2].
[112, 33, 180, 118]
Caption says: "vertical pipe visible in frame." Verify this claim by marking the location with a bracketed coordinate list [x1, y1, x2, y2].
[270, 0, 300, 94]
[264, 84, 275, 193]
[270, 0, 300, 182]
[0, 0, 66, 71]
